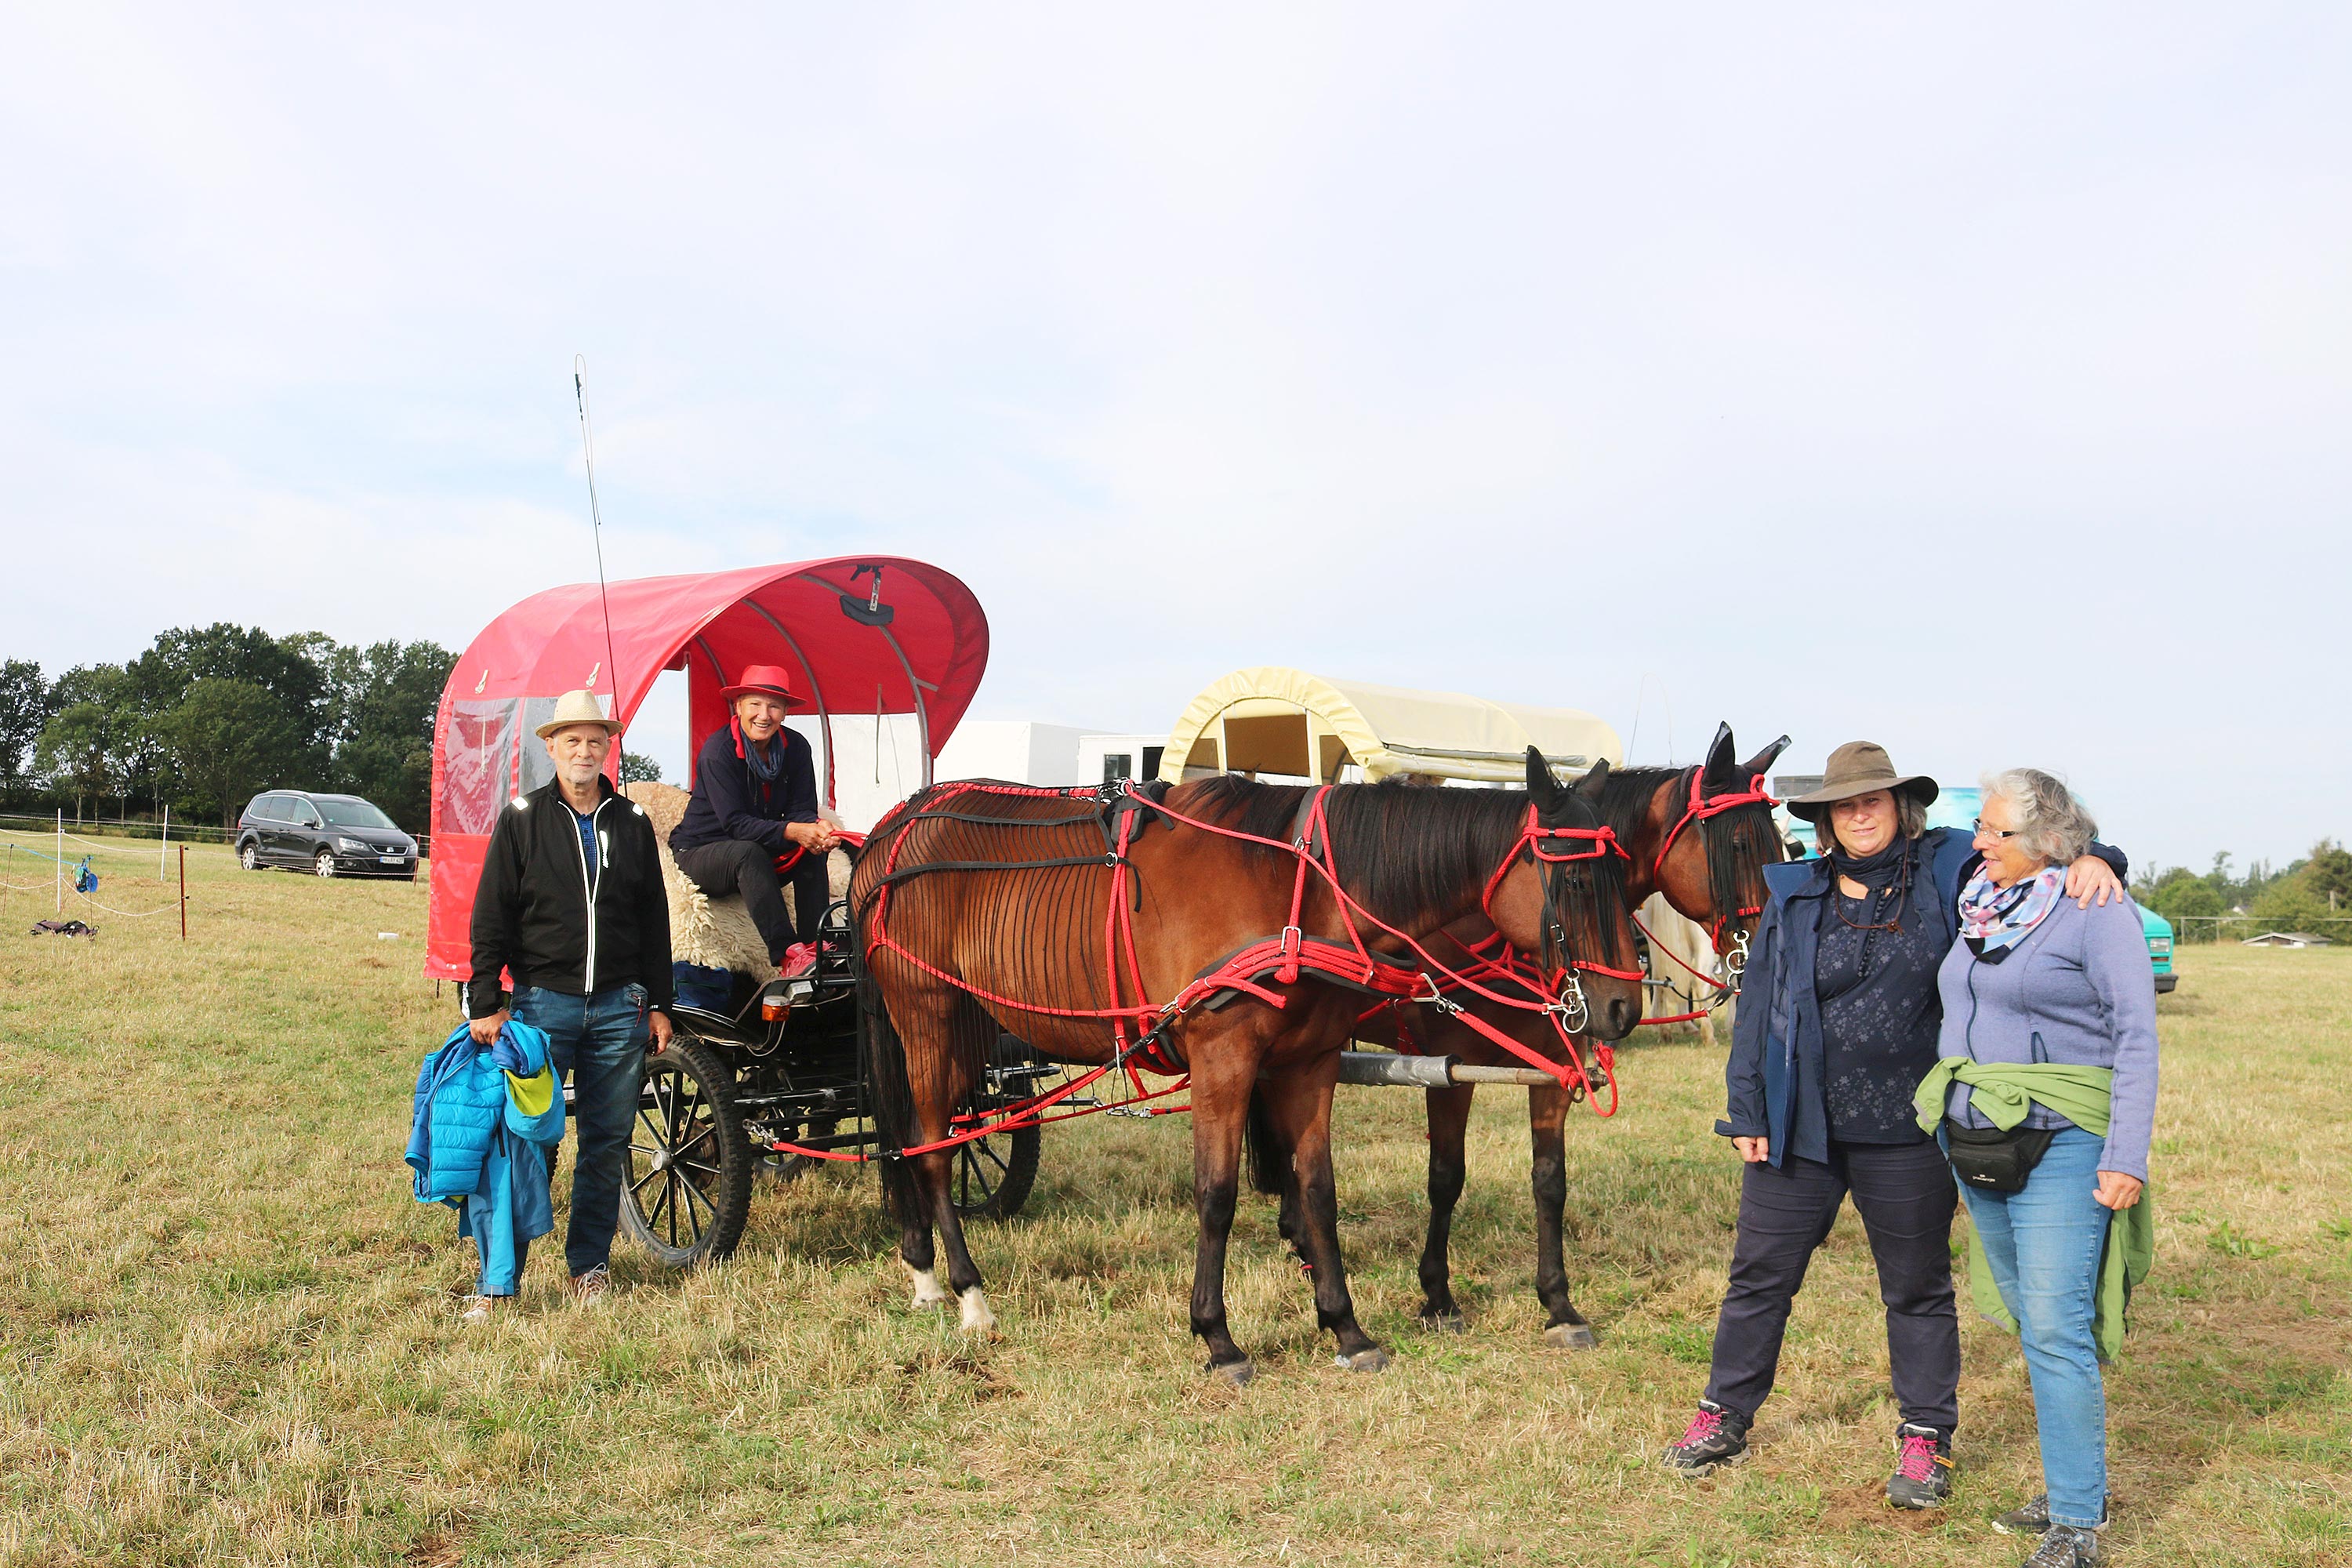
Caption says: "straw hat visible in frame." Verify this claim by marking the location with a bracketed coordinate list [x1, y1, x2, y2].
[534, 689, 623, 739]
[1783, 741, 1938, 822]
[718, 663, 806, 709]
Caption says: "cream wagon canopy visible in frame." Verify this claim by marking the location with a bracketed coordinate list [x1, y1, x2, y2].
[1156, 667, 1622, 787]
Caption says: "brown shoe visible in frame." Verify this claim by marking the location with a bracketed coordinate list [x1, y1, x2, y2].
[569, 1264, 612, 1303]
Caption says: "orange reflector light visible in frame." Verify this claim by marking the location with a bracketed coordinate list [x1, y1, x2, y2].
[761, 996, 789, 1023]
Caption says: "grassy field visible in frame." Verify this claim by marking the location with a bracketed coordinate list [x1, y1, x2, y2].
[1, 829, 2347, 1566]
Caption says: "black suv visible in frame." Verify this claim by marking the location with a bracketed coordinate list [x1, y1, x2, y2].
[236, 791, 420, 879]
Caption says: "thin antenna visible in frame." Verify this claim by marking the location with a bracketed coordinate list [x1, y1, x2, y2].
[574, 354, 622, 710]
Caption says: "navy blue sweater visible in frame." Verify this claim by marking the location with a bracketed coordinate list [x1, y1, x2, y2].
[672, 724, 819, 857]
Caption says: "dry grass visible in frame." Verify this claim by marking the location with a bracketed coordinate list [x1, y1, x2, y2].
[0, 829, 2347, 1566]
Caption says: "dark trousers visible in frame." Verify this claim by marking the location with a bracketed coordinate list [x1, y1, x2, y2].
[673, 837, 829, 960]
[1704, 1138, 1961, 1432]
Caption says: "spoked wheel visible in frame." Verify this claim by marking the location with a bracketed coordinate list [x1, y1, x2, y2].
[619, 1033, 753, 1268]
[946, 1119, 1040, 1220]
[239, 841, 261, 871]
[313, 850, 337, 878]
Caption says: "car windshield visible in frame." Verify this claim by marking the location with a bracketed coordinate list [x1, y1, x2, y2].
[316, 800, 397, 829]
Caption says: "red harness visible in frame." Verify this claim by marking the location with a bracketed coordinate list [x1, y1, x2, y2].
[848, 781, 1625, 1149]
[1652, 766, 1777, 942]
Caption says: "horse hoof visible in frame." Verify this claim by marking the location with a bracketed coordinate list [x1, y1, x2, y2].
[1418, 1312, 1466, 1334]
[901, 1261, 951, 1309]
[1339, 1348, 1390, 1373]
[956, 1286, 998, 1335]
[1206, 1358, 1255, 1387]
[1543, 1322, 1599, 1352]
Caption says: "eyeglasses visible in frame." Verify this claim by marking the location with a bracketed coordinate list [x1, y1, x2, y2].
[1972, 818, 2021, 840]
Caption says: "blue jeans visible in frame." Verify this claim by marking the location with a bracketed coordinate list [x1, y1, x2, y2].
[1956, 1126, 2112, 1529]
[513, 982, 648, 1278]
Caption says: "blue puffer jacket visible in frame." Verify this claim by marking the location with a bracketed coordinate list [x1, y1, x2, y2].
[407, 1021, 564, 1295]
[1721, 827, 2125, 1169]
[408, 1028, 506, 1202]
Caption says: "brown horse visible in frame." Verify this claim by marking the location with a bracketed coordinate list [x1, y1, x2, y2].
[1358, 723, 1788, 1347]
[851, 749, 1645, 1381]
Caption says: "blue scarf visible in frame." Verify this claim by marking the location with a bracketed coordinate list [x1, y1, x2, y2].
[1957, 863, 2067, 961]
[735, 718, 783, 784]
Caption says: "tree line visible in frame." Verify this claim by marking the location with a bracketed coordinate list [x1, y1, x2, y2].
[0, 626, 455, 832]
[2133, 842, 2352, 939]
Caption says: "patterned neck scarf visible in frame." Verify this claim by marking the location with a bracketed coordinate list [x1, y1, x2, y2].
[1957, 862, 2067, 961]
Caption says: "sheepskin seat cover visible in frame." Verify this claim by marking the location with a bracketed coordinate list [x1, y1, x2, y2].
[622, 781, 851, 979]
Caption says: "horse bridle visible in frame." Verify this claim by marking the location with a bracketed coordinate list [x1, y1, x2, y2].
[1653, 766, 1781, 991]
[1478, 806, 1642, 1032]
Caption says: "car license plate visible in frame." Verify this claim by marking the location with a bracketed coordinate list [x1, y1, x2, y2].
[380, 855, 404, 864]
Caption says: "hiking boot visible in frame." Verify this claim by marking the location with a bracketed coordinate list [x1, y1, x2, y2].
[1886, 1423, 1955, 1509]
[568, 1264, 612, 1304]
[2019, 1524, 2102, 1567]
[1994, 1495, 2109, 1536]
[1661, 1399, 1751, 1476]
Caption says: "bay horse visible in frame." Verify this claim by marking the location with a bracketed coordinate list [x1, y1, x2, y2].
[851, 749, 1645, 1382]
[1354, 723, 1788, 1348]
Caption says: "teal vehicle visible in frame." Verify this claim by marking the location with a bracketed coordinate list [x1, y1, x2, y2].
[1771, 782, 2176, 992]
[2141, 905, 2177, 993]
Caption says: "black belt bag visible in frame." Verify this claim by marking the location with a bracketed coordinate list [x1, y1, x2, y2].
[1941, 1117, 2056, 1193]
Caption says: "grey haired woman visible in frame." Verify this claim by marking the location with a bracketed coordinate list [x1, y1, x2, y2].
[1921, 770, 2158, 1568]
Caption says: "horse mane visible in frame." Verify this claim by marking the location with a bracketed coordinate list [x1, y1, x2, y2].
[1588, 764, 1685, 848]
[1172, 774, 1532, 927]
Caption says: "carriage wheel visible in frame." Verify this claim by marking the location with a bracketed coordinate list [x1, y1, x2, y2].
[619, 1033, 753, 1268]
[948, 1120, 1040, 1220]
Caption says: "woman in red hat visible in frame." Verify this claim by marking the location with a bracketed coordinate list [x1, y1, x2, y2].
[670, 665, 839, 978]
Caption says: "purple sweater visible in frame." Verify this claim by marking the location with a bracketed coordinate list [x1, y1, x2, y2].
[1935, 891, 2161, 1181]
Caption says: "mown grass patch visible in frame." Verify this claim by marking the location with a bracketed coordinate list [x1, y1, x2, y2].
[0, 830, 2347, 1564]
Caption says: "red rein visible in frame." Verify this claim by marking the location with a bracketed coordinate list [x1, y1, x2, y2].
[855, 783, 1627, 1127]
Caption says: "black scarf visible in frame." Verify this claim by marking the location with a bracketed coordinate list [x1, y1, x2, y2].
[1828, 837, 1908, 892]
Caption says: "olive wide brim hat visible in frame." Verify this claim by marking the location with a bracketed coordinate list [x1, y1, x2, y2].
[1782, 741, 1939, 822]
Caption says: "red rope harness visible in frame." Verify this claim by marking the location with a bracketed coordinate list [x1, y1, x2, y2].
[802, 780, 1638, 1158]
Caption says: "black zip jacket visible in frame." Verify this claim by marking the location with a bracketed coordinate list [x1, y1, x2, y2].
[670, 723, 819, 856]
[466, 777, 673, 1018]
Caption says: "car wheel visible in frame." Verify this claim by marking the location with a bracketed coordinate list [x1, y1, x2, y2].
[239, 840, 261, 871]
[314, 849, 337, 878]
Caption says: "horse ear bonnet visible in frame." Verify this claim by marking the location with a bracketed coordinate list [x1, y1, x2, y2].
[1523, 745, 1559, 806]
[1740, 734, 1793, 779]
[1702, 722, 1739, 788]
[1573, 756, 1613, 799]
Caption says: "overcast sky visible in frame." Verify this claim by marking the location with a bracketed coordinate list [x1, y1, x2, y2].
[5, 6, 2347, 873]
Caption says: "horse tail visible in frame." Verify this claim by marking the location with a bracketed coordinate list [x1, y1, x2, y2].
[855, 916, 920, 1224]
[1243, 1083, 1290, 1196]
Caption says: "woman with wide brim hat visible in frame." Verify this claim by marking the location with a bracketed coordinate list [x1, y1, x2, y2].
[1661, 741, 2130, 1523]
[669, 664, 839, 978]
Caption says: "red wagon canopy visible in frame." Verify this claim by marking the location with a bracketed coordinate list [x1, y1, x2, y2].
[424, 557, 989, 981]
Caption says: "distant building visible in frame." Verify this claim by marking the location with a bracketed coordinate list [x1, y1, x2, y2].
[2241, 931, 2335, 948]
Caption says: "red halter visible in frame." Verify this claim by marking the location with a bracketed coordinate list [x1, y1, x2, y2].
[1476, 805, 1643, 982]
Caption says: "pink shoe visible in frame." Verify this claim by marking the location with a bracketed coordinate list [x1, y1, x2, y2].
[780, 942, 818, 979]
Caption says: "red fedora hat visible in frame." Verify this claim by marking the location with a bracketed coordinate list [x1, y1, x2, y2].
[718, 663, 806, 708]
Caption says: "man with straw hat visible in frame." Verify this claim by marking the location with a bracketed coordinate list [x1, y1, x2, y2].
[671, 662, 838, 979]
[466, 689, 673, 1308]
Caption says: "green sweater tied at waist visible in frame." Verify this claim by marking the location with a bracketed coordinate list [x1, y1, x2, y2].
[1914, 1058, 2154, 1363]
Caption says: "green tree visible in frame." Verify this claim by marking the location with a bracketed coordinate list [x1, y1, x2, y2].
[2247, 873, 2344, 937]
[2143, 866, 2224, 939]
[0, 658, 52, 785]
[164, 678, 305, 825]
[125, 625, 332, 801]
[34, 702, 122, 822]
[2303, 839, 2352, 910]
[619, 751, 663, 785]
[319, 639, 454, 831]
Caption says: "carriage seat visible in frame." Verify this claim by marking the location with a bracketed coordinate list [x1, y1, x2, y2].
[622, 781, 853, 979]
